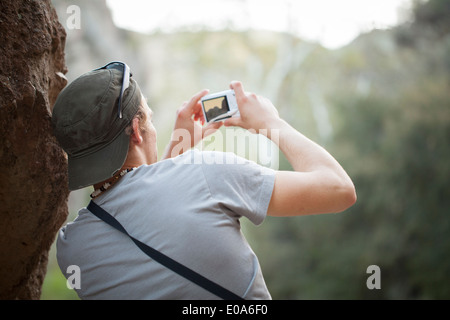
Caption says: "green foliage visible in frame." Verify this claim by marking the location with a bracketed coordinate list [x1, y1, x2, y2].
[247, 0, 450, 299]
[414, 0, 450, 36]
[41, 244, 80, 300]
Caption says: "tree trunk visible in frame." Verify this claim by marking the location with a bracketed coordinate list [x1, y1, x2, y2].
[0, 0, 68, 299]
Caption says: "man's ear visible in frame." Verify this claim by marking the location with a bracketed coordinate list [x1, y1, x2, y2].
[130, 117, 143, 145]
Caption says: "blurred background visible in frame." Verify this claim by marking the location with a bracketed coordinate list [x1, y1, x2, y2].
[41, 0, 450, 299]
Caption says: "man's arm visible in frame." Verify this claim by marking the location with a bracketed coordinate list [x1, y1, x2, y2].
[224, 81, 356, 216]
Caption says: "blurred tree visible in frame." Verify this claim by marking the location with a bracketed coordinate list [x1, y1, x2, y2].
[414, 0, 450, 37]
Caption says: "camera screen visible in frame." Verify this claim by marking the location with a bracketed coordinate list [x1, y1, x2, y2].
[202, 96, 230, 122]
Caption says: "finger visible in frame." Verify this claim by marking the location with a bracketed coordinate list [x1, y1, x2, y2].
[223, 116, 242, 127]
[193, 101, 205, 121]
[194, 114, 205, 125]
[187, 89, 209, 109]
[230, 81, 245, 100]
[179, 91, 208, 119]
[193, 100, 203, 113]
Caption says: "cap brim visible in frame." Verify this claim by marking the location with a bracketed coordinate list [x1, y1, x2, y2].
[67, 129, 130, 191]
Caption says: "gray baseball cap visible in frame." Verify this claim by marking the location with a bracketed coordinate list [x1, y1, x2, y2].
[52, 62, 142, 190]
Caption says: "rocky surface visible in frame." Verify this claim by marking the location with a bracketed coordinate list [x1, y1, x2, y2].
[0, 0, 69, 299]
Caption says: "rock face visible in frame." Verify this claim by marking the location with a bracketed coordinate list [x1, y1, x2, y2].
[0, 0, 68, 299]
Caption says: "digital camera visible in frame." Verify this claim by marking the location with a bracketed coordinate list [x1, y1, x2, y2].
[201, 89, 240, 123]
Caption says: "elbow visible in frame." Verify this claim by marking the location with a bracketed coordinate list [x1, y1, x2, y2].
[336, 181, 357, 213]
[345, 185, 357, 210]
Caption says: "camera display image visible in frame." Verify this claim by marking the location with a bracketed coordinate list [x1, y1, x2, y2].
[202, 96, 230, 122]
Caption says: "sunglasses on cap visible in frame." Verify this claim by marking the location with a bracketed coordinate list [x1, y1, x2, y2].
[94, 61, 132, 119]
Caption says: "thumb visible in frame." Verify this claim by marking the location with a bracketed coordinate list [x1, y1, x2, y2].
[223, 116, 242, 128]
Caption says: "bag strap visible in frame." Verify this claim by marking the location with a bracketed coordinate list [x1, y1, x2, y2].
[87, 201, 243, 300]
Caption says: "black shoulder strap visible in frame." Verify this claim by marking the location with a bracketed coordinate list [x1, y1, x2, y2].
[87, 201, 243, 300]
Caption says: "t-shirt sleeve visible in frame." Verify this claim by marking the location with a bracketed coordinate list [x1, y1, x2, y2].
[200, 151, 276, 225]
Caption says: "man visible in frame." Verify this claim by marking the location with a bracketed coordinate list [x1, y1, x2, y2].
[52, 62, 356, 300]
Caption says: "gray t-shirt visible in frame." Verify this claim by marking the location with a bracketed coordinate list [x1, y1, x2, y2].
[57, 150, 275, 299]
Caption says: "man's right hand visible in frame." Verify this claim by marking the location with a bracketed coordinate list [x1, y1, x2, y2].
[223, 81, 280, 135]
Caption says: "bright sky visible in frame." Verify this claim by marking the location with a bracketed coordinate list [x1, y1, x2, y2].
[106, 0, 412, 49]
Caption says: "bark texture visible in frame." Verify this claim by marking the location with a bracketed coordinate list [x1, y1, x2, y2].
[0, 0, 68, 299]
